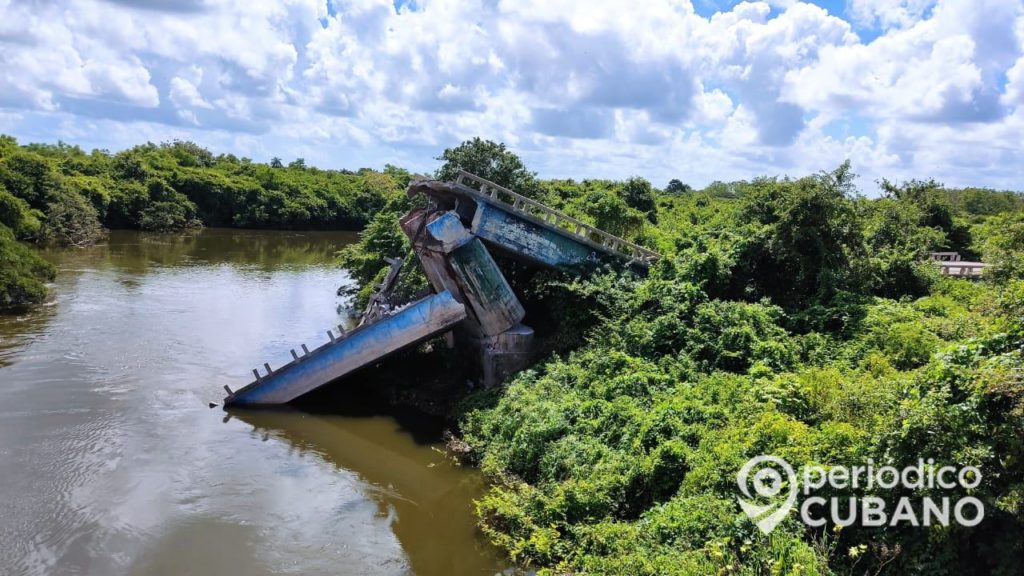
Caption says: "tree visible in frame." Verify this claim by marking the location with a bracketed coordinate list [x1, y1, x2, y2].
[0, 151, 62, 208]
[435, 137, 540, 198]
[583, 189, 645, 238]
[383, 164, 412, 188]
[0, 186, 41, 239]
[137, 178, 198, 231]
[620, 176, 657, 223]
[703, 180, 742, 198]
[733, 162, 868, 310]
[950, 187, 1023, 215]
[665, 179, 693, 194]
[39, 189, 103, 247]
[162, 140, 214, 168]
[270, 157, 283, 168]
[975, 212, 1024, 282]
[0, 134, 17, 153]
[0, 225, 55, 308]
[880, 178, 972, 254]
[862, 197, 945, 298]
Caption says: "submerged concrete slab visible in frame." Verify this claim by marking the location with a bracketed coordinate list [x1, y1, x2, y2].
[225, 291, 467, 406]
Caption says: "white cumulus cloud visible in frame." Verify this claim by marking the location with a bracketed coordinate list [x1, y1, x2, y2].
[0, 0, 1020, 190]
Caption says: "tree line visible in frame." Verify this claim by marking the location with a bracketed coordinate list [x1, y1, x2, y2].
[0, 135, 410, 308]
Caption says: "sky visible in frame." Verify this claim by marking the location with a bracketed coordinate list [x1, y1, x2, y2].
[0, 0, 1022, 192]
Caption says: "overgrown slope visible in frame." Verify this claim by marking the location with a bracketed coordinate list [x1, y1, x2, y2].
[456, 164, 1024, 575]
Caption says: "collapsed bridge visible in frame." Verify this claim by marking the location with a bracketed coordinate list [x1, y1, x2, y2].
[223, 171, 659, 407]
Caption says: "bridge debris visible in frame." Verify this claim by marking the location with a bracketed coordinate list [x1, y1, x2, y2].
[224, 172, 661, 407]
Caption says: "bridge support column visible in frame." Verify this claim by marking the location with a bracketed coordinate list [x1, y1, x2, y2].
[402, 208, 532, 386]
[466, 323, 534, 388]
[445, 236, 524, 336]
[402, 209, 525, 336]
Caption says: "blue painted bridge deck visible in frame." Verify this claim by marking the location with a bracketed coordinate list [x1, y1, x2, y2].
[453, 170, 660, 268]
[224, 291, 466, 406]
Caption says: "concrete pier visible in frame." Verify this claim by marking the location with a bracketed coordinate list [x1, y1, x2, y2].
[404, 209, 526, 337]
[445, 238, 525, 337]
[467, 323, 535, 387]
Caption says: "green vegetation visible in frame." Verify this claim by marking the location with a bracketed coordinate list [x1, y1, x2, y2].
[416, 143, 1024, 575]
[4, 134, 1024, 574]
[0, 180, 54, 308]
[0, 135, 407, 235]
[0, 229, 52, 308]
[434, 137, 542, 198]
[0, 134, 409, 308]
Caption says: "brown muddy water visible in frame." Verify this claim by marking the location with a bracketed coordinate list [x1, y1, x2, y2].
[0, 229, 508, 576]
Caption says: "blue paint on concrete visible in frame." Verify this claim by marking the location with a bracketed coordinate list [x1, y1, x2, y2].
[471, 202, 598, 268]
[225, 291, 466, 406]
[425, 211, 474, 253]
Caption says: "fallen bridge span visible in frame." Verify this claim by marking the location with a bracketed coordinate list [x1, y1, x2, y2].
[224, 172, 660, 407]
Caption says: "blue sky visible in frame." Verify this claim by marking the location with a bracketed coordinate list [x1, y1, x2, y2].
[0, 0, 1022, 192]
[692, 0, 896, 40]
[694, 0, 845, 18]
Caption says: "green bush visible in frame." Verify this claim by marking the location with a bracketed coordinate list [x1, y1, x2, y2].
[455, 158, 1024, 575]
[0, 186, 41, 239]
[975, 212, 1024, 282]
[0, 224, 55, 308]
[39, 189, 103, 247]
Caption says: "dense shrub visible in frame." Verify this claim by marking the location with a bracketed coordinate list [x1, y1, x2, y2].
[447, 154, 1024, 575]
[0, 225, 55, 308]
[0, 182, 54, 308]
[39, 189, 103, 246]
[621, 176, 658, 223]
[0, 186, 41, 239]
[462, 273, 1024, 574]
[975, 212, 1024, 282]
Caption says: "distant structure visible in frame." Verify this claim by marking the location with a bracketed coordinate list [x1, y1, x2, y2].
[928, 252, 988, 278]
[223, 171, 659, 407]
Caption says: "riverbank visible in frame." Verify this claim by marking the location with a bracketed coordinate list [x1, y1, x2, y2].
[0, 229, 506, 575]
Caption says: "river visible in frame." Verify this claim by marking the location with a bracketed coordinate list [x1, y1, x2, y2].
[0, 229, 507, 576]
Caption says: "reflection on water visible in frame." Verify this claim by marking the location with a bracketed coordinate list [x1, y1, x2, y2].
[0, 229, 506, 576]
[231, 409, 499, 576]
